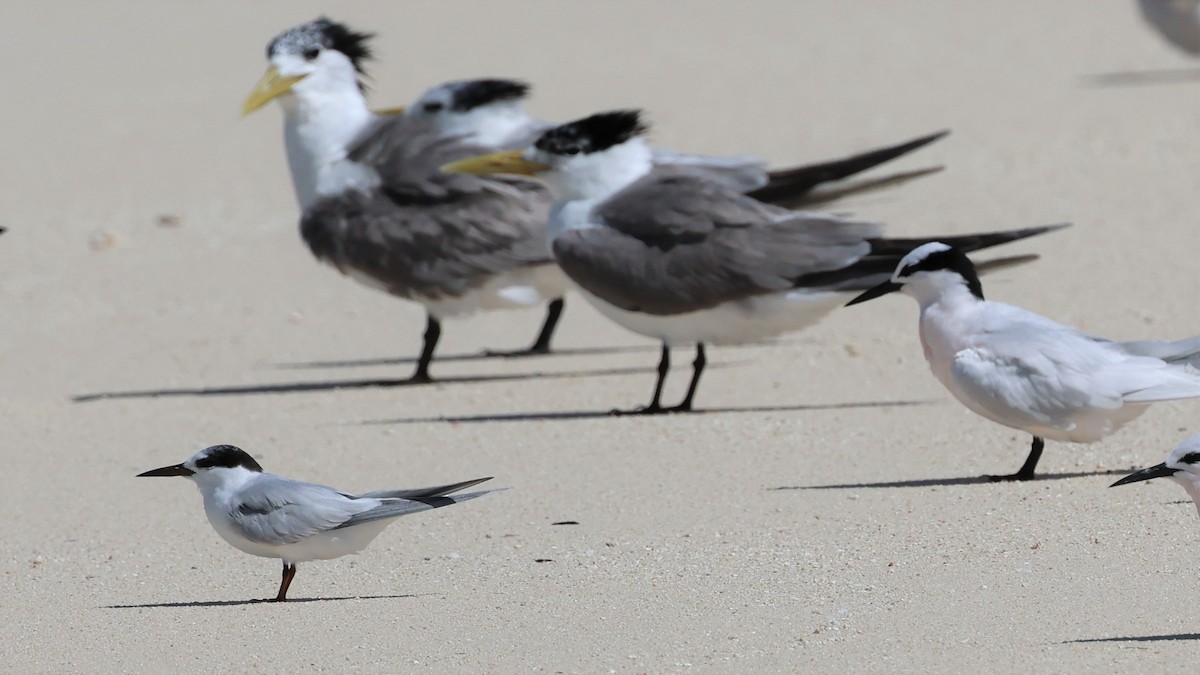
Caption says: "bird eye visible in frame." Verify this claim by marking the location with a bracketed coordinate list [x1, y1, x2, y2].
[303, 47, 320, 61]
[422, 102, 444, 113]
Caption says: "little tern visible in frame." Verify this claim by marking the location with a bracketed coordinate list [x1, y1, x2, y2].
[401, 77, 949, 207]
[1137, 0, 1200, 55]
[1111, 433, 1200, 515]
[242, 18, 568, 381]
[848, 242, 1200, 481]
[445, 111, 1067, 414]
[137, 444, 500, 601]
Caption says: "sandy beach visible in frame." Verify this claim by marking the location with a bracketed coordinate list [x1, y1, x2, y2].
[5, 1, 1200, 671]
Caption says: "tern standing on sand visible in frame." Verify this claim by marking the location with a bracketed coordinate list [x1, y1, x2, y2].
[848, 242, 1200, 481]
[447, 111, 1067, 414]
[138, 444, 499, 601]
[242, 18, 569, 381]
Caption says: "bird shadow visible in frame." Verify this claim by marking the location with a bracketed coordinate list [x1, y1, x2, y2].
[1081, 66, 1200, 88]
[267, 345, 659, 370]
[1063, 633, 1200, 644]
[358, 399, 934, 426]
[104, 593, 420, 609]
[70, 365, 658, 403]
[777, 467, 1134, 490]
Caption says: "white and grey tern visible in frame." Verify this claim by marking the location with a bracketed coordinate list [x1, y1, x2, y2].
[243, 19, 568, 381]
[138, 444, 499, 601]
[848, 242, 1200, 481]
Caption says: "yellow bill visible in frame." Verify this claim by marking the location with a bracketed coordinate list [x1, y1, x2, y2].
[441, 151, 551, 176]
[241, 67, 308, 116]
[372, 105, 407, 116]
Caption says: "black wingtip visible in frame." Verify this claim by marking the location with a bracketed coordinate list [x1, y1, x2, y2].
[873, 222, 1070, 257]
[786, 165, 945, 209]
[749, 129, 951, 204]
[973, 253, 1040, 276]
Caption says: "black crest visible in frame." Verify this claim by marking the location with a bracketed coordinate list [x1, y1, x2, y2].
[897, 244, 984, 300]
[449, 79, 530, 112]
[267, 17, 374, 73]
[195, 445, 264, 472]
[534, 110, 647, 156]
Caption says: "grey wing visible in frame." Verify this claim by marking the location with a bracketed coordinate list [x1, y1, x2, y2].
[336, 488, 504, 529]
[554, 172, 882, 315]
[228, 478, 368, 546]
[948, 317, 1193, 432]
[650, 148, 770, 192]
[303, 118, 554, 300]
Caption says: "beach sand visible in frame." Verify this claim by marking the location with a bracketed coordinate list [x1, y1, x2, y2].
[3, 1, 1200, 671]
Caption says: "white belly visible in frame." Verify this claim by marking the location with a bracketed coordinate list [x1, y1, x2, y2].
[207, 508, 395, 564]
[420, 263, 571, 319]
[581, 289, 848, 346]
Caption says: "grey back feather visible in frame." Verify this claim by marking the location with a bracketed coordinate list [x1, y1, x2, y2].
[301, 116, 553, 301]
[552, 170, 882, 315]
[227, 477, 370, 546]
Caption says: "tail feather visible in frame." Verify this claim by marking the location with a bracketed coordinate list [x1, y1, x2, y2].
[747, 129, 949, 205]
[1121, 336, 1200, 367]
[338, 487, 504, 529]
[358, 477, 493, 501]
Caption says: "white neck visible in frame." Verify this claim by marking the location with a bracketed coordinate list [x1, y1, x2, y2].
[279, 88, 378, 210]
[541, 138, 654, 203]
[191, 466, 262, 509]
[904, 272, 982, 313]
[444, 104, 533, 149]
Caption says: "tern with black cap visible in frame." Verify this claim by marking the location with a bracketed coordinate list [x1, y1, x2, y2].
[137, 444, 500, 601]
[243, 18, 570, 381]
[446, 111, 1067, 414]
[848, 241, 1200, 481]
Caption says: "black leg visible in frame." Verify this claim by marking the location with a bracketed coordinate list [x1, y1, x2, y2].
[275, 562, 296, 602]
[611, 344, 670, 415]
[528, 298, 564, 354]
[988, 436, 1045, 482]
[484, 298, 565, 358]
[670, 343, 706, 412]
[410, 314, 440, 383]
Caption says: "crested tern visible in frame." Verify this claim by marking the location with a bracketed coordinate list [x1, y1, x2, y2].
[1111, 433, 1200, 514]
[445, 111, 1067, 414]
[402, 77, 948, 207]
[848, 242, 1200, 481]
[1138, 0, 1200, 55]
[138, 444, 500, 601]
[242, 18, 569, 381]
